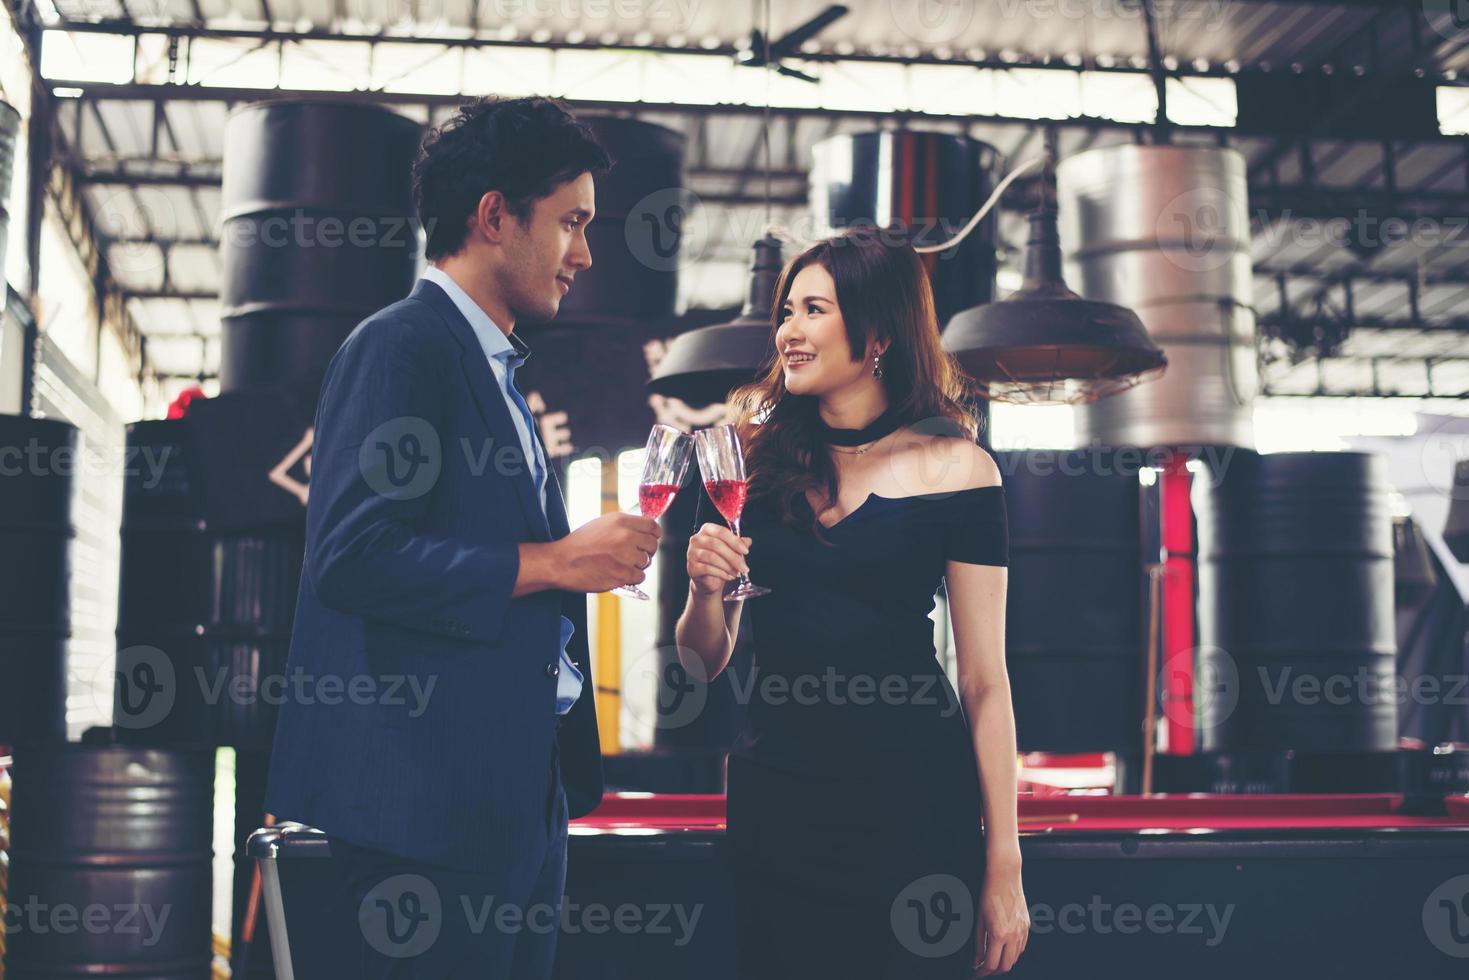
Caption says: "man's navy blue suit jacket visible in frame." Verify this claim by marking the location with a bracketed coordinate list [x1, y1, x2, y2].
[264, 279, 603, 873]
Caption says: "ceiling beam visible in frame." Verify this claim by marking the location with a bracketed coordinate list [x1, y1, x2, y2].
[1248, 185, 1469, 218]
[75, 161, 810, 207]
[1255, 263, 1469, 287]
[78, 169, 222, 188]
[123, 288, 217, 300]
[48, 80, 1469, 151]
[40, 11, 1445, 80]
[1259, 313, 1469, 333]
[106, 234, 219, 247]
[1258, 388, 1469, 399]
[27, 20, 1267, 81]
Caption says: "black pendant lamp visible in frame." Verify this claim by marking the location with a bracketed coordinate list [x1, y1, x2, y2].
[943, 134, 1167, 406]
[1443, 459, 1469, 563]
[1394, 515, 1437, 605]
[647, 234, 784, 407]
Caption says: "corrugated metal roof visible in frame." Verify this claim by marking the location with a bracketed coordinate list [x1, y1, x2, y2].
[33, 0, 1469, 389]
[45, 0, 1454, 74]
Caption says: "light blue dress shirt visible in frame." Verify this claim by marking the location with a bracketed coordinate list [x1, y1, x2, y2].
[421, 266, 584, 715]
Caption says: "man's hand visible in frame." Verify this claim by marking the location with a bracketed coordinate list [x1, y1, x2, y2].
[546, 512, 662, 594]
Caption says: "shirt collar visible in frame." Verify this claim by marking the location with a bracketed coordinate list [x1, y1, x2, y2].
[506, 326, 532, 365]
[420, 265, 531, 367]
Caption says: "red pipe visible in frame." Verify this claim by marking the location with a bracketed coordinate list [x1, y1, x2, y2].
[1161, 451, 1197, 754]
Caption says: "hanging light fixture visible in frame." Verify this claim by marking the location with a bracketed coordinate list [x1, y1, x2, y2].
[943, 131, 1168, 405]
[646, 234, 784, 406]
[1443, 458, 1469, 563]
[648, 0, 786, 408]
[1394, 514, 1437, 605]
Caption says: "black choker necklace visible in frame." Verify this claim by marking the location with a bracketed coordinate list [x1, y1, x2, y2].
[817, 406, 903, 447]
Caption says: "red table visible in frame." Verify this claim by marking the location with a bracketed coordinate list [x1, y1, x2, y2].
[576, 790, 1469, 833]
[559, 792, 1469, 979]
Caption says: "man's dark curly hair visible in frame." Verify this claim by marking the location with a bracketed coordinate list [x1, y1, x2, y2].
[413, 96, 613, 261]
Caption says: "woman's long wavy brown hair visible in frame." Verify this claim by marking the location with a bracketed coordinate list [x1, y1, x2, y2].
[727, 227, 980, 544]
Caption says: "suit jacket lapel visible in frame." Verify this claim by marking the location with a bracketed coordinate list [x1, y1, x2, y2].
[544, 461, 571, 539]
[414, 280, 552, 543]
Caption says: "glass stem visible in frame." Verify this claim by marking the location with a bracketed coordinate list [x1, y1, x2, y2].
[731, 517, 749, 585]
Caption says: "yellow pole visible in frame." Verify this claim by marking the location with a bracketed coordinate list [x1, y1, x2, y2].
[595, 459, 622, 753]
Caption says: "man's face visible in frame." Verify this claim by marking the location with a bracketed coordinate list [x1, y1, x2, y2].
[498, 171, 595, 322]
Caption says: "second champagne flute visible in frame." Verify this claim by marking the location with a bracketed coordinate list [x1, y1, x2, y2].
[613, 424, 693, 600]
[693, 423, 771, 600]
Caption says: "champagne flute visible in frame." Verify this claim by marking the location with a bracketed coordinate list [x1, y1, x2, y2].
[693, 424, 771, 600]
[613, 424, 693, 600]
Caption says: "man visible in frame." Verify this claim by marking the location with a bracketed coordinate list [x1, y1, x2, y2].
[264, 96, 661, 977]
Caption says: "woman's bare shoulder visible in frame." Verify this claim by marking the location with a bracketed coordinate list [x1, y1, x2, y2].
[886, 431, 1002, 496]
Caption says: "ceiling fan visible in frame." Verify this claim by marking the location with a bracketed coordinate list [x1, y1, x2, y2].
[736, 4, 850, 83]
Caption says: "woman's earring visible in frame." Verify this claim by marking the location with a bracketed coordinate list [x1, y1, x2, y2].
[872, 352, 884, 380]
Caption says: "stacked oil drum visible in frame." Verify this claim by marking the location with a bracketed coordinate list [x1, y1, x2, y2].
[810, 129, 1001, 326]
[1158, 449, 1401, 792]
[1051, 145, 1409, 794]
[0, 417, 77, 748]
[217, 102, 422, 394]
[4, 732, 215, 978]
[994, 449, 1146, 772]
[0, 395, 220, 980]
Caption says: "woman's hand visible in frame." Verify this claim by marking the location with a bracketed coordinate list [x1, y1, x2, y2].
[973, 859, 1029, 976]
[686, 522, 750, 597]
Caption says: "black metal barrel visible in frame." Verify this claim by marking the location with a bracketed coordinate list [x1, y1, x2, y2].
[115, 419, 302, 749]
[549, 116, 684, 323]
[3, 736, 214, 978]
[219, 100, 423, 394]
[0, 416, 78, 746]
[995, 449, 1144, 753]
[809, 129, 1001, 325]
[1194, 450, 1397, 752]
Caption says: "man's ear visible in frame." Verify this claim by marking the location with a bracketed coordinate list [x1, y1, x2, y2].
[474, 190, 507, 244]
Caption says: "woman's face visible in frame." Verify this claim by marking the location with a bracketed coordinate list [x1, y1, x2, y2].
[774, 263, 877, 397]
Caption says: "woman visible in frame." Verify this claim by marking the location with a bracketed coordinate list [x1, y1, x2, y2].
[675, 228, 1029, 978]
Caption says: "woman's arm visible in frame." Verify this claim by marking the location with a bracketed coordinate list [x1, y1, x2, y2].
[674, 585, 743, 680]
[673, 522, 749, 680]
[947, 559, 1017, 863]
[947, 556, 1030, 975]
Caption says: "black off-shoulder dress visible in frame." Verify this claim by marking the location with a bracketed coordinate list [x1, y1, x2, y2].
[692, 482, 1010, 980]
